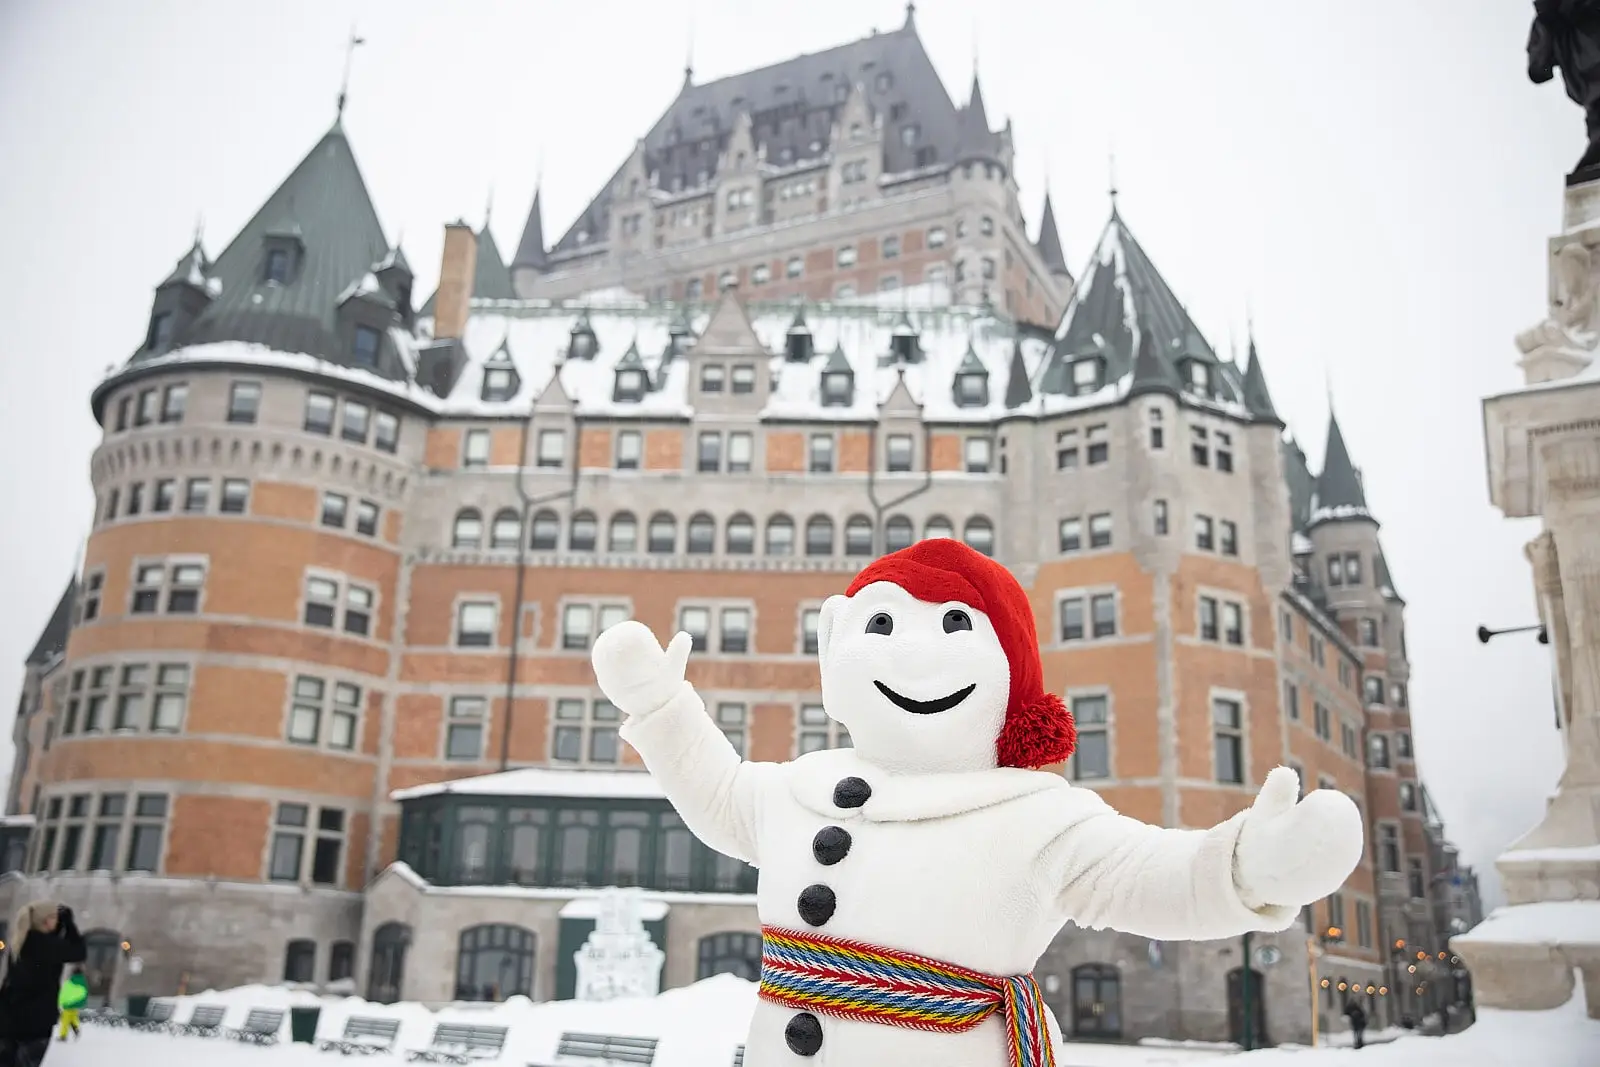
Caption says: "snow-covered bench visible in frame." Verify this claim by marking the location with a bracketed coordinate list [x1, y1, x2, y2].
[128, 1000, 175, 1032]
[405, 1022, 508, 1064]
[319, 1015, 402, 1055]
[225, 1008, 285, 1045]
[732, 1046, 744, 1067]
[532, 1032, 659, 1065]
[173, 1004, 226, 1037]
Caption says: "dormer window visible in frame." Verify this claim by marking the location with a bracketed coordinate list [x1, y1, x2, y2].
[146, 312, 173, 352]
[955, 372, 988, 408]
[786, 309, 814, 362]
[837, 246, 858, 268]
[568, 317, 597, 361]
[821, 370, 853, 407]
[1185, 360, 1210, 394]
[353, 325, 380, 368]
[482, 366, 518, 402]
[890, 318, 920, 364]
[1071, 358, 1103, 397]
[266, 249, 290, 284]
[613, 368, 647, 403]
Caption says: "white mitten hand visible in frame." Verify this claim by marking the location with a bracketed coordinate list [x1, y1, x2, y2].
[1233, 767, 1365, 911]
[591, 620, 693, 720]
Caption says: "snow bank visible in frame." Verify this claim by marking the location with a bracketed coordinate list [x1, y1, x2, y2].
[1456, 899, 1600, 946]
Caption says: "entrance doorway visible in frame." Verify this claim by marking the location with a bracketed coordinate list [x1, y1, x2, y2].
[1227, 967, 1268, 1047]
[1071, 963, 1122, 1040]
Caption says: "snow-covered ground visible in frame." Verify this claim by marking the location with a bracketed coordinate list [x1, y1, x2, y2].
[44, 971, 1600, 1066]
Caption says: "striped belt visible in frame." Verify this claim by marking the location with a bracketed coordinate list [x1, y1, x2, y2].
[757, 926, 1056, 1067]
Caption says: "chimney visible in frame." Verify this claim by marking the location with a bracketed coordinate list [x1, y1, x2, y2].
[434, 220, 478, 340]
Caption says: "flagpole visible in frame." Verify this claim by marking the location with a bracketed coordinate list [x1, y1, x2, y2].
[337, 27, 365, 119]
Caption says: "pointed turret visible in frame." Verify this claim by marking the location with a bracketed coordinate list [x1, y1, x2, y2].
[955, 74, 999, 164]
[1240, 339, 1282, 426]
[1314, 409, 1372, 519]
[26, 578, 76, 668]
[1126, 328, 1182, 400]
[1035, 192, 1071, 279]
[1003, 340, 1033, 410]
[513, 186, 547, 273]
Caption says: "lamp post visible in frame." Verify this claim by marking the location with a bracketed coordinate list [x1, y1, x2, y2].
[1476, 623, 1548, 644]
[1308, 926, 1344, 1047]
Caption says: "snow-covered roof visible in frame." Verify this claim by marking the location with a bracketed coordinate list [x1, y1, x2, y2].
[1455, 899, 1600, 946]
[391, 766, 665, 802]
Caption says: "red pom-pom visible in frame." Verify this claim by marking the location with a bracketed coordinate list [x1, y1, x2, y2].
[995, 692, 1076, 770]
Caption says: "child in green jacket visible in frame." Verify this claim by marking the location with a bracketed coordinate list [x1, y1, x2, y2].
[56, 969, 87, 1041]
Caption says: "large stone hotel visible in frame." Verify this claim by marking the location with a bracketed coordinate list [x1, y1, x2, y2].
[6, 8, 1479, 1047]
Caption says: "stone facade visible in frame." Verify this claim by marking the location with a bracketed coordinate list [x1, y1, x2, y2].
[1456, 173, 1600, 1019]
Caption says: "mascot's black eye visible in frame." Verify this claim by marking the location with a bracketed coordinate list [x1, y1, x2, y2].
[865, 612, 894, 636]
[943, 609, 972, 633]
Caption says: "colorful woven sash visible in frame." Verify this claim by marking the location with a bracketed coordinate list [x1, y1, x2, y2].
[758, 926, 1056, 1067]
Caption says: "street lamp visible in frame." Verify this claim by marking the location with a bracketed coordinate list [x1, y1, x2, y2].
[1476, 623, 1548, 644]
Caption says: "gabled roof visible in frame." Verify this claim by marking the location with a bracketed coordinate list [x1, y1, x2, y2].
[159, 240, 213, 292]
[135, 120, 392, 367]
[529, 20, 962, 264]
[1314, 410, 1371, 517]
[1035, 192, 1070, 278]
[26, 579, 76, 668]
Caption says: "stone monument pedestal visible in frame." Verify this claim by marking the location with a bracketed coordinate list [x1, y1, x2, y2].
[1456, 176, 1600, 1018]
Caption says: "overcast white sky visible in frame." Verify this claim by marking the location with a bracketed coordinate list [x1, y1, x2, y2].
[0, 0, 1575, 906]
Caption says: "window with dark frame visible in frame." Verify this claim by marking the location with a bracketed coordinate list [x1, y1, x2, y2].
[353, 325, 381, 367]
[1199, 596, 1220, 642]
[1195, 515, 1214, 551]
[456, 602, 496, 647]
[1088, 513, 1112, 549]
[304, 392, 335, 434]
[160, 384, 187, 423]
[1058, 517, 1082, 553]
[1154, 499, 1168, 535]
[1068, 695, 1109, 780]
[1219, 520, 1238, 557]
[341, 400, 370, 443]
[1213, 698, 1244, 784]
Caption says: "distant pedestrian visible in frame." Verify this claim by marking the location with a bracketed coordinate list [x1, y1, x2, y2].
[0, 902, 87, 1067]
[1343, 997, 1368, 1050]
[55, 971, 86, 1042]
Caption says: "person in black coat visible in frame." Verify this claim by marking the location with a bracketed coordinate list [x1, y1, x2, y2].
[1342, 996, 1369, 1050]
[0, 902, 87, 1067]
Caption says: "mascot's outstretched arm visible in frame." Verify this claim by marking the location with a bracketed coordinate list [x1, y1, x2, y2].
[1044, 767, 1365, 942]
[591, 620, 777, 865]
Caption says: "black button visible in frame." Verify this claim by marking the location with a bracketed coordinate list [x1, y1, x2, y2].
[812, 826, 852, 866]
[832, 776, 871, 808]
[797, 884, 837, 926]
[785, 1012, 823, 1056]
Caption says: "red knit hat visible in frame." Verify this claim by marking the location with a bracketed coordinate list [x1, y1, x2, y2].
[844, 539, 1076, 770]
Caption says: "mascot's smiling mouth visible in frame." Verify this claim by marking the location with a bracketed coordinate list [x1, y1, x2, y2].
[873, 680, 978, 715]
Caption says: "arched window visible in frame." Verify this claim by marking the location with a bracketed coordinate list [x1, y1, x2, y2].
[490, 508, 521, 549]
[530, 509, 560, 551]
[963, 516, 995, 556]
[687, 512, 716, 554]
[608, 512, 637, 553]
[647, 512, 677, 554]
[367, 922, 411, 1004]
[82, 929, 121, 1001]
[696, 932, 763, 981]
[1071, 963, 1122, 1039]
[845, 515, 874, 556]
[923, 515, 954, 540]
[765, 514, 795, 556]
[726, 513, 755, 555]
[329, 940, 355, 982]
[885, 515, 914, 553]
[569, 510, 597, 552]
[805, 515, 834, 556]
[452, 508, 483, 549]
[284, 938, 316, 983]
[455, 924, 535, 1002]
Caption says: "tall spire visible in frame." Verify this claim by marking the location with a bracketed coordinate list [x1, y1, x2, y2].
[904, 1, 917, 28]
[1316, 407, 1370, 514]
[1108, 148, 1119, 212]
[1240, 333, 1282, 426]
[336, 27, 366, 121]
[1035, 190, 1070, 277]
[514, 184, 547, 272]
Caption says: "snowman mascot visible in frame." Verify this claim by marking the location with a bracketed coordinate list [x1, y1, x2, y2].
[592, 539, 1363, 1067]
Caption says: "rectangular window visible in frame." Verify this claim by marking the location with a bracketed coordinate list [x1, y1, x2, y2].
[374, 411, 399, 453]
[727, 432, 753, 473]
[355, 500, 380, 537]
[220, 478, 249, 514]
[561, 604, 594, 651]
[1059, 597, 1084, 641]
[343, 585, 372, 636]
[537, 430, 566, 468]
[1191, 425, 1210, 466]
[463, 429, 490, 469]
[352, 324, 380, 367]
[1195, 515, 1214, 551]
[1088, 513, 1112, 549]
[167, 563, 203, 613]
[1148, 406, 1165, 450]
[1055, 429, 1078, 470]
[126, 482, 145, 516]
[1396, 730, 1413, 759]
[329, 683, 360, 750]
[304, 392, 335, 435]
[1359, 618, 1379, 646]
[1368, 732, 1391, 769]
[731, 365, 756, 394]
[183, 478, 210, 513]
[446, 696, 486, 760]
[1154, 499, 1168, 536]
[1279, 610, 1294, 642]
[114, 665, 148, 730]
[1086, 424, 1109, 465]
[1091, 594, 1117, 638]
[809, 434, 834, 473]
[152, 479, 175, 513]
[964, 437, 992, 474]
[311, 808, 345, 886]
[1327, 556, 1343, 587]
[103, 487, 119, 523]
[887, 434, 913, 472]
[81, 573, 103, 622]
[320, 491, 348, 528]
[697, 432, 722, 473]
[1355, 900, 1373, 948]
[1222, 602, 1244, 646]
[229, 381, 262, 424]
[1213, 698, 1244, 784]
[151, 664, 187, 732]
[720, 607, 750, 654]
[616, 430, 642, 470]
[798, 704, 843, 754]
[1344, 552, 1363, 584]
[1378, 824, 1401, 873]
[700, 365, 725, 393]
[802, 608, 821, 655]
[1407, 858, 1426, 899]
[1199, 596, 1219, 642]
[1313, 703, 1331, 741]
[116, 396, 131, 432]
[131, 563, 164, 614]
[1284, 681, 1300, 721]
[1215, 431, 1234, 473]
[269, 804, 308, 881]
[126, 794, 167, 872]
[679, 606, 711, 652]
[1068, 695, 1109, 780]
[304, 576, 338, 628]
[340, 400, 370, 443]
[715, 703, 748, 756]
[1058, 517, 1082, 553]
[1219, 520, 1238, 557]
[288, 677, 324, 743]
[456, 602, 496, 647]
[90, 795, 124, 870]
[136, 388, 157, 426]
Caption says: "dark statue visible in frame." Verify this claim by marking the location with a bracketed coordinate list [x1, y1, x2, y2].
[1530, 0, 1600, 182]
